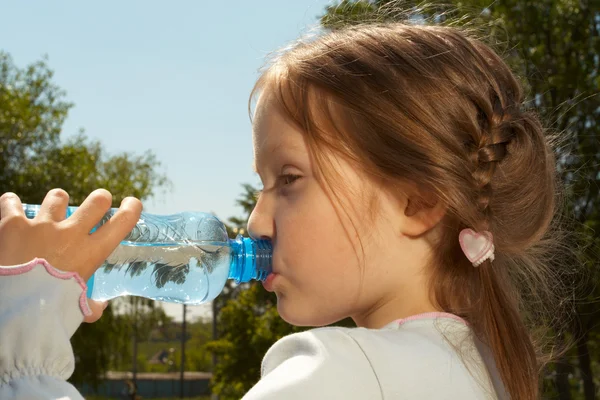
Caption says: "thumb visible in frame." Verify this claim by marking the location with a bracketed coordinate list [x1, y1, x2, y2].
[84, 300, 109, 323]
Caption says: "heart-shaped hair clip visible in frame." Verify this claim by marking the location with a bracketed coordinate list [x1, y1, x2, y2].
[459, 228, 495, 267]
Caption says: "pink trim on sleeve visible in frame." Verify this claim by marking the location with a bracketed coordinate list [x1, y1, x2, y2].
[0, 258, 91, 316]
[396, 312, 468, 327]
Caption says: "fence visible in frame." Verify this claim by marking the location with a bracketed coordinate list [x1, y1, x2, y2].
[78, 371, 212, 398]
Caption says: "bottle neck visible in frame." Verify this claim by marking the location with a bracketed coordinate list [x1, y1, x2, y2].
[228, 235, 272, 283]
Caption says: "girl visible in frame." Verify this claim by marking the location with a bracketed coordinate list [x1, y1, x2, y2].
[0, 21, 569, 400]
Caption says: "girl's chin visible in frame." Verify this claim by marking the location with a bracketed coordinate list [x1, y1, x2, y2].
[276, 298, 342, 328]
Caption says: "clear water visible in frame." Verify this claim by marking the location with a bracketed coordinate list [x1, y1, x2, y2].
[92, 241, 231, 305]
[22, 204, 272, 304]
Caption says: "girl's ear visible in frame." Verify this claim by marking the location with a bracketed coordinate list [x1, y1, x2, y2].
[400, 191, 446, 237]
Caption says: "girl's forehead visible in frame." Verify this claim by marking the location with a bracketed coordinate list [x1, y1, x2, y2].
[252, 93, 296, 147]
[252, 123, 305, 158]
[251, 94, 309, 170]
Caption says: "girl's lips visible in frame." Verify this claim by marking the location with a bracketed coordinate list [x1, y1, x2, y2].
[262, 273, 278, 292]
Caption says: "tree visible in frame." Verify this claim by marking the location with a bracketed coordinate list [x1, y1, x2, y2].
[0, 52, 69, 190]
[207, 283, 304, 399]
[71, 297, 169, 384]
[320, 1, 599, 399]
[0, 51, 170, 387]
[185, 319, 214, 372]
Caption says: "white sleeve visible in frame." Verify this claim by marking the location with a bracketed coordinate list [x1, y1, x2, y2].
[242, 328, 382, 400]
[0, 258, 90, 400]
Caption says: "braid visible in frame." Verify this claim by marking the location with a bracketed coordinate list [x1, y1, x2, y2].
[471, 94, 517, 225]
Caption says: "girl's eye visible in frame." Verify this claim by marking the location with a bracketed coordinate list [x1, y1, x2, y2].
[254, 175, 301, 200]
[279, 174, 301, 187]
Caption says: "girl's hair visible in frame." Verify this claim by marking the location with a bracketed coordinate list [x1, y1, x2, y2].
[251, 21, 573, 400]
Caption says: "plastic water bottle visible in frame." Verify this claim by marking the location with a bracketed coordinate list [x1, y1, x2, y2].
[22, 204, 272, 305]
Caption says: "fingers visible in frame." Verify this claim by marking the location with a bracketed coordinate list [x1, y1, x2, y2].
[84, 300, 109, 323]
[0, 192, 24, 220]
[88, 196, 142, 270]
[68, 189, 113, 232]
[38, 189, 70, 222]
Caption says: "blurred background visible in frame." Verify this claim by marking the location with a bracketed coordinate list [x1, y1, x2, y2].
[1, 0, 598, 399]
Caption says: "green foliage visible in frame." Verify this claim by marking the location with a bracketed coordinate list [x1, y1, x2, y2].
[0, 50, 169, 206]
[87, 397, 210, 400]
[185, 319, 215, 372]
[13, 134, 169, 205]
[71, 289, 171, 386]
[206, 283, 305, 399]
[0, 52, 70, 184]
[70, 304, 131, 386]
[0, 51, 170, 387]
[321, 0, 379, 29]
[116, 318, 214, 374]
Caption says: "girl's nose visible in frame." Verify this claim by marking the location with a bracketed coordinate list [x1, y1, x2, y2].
[247, 200, 274, 242]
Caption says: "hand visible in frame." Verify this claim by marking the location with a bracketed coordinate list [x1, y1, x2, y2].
[0, 188, 142, 322]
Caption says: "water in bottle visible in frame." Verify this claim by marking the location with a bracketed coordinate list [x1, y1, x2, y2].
[22, 204, 272, 305]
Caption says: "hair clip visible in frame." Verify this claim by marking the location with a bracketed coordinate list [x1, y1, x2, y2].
[459, 228, 495, 267]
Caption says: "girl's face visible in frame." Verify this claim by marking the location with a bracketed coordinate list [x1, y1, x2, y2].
[248, 91, 437, 328]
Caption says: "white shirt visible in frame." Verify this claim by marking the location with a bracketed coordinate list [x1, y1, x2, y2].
[0, 259, 506, 399]
[244, 314, 507, 399]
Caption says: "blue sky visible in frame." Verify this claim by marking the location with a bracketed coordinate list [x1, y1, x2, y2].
[1, 0, 335, 320]
[1, 0, 332, 219]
